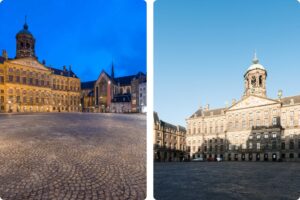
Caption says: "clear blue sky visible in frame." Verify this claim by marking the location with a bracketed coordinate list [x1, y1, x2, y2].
[154, 0, 300, 126]
[0, 0, 146, 82]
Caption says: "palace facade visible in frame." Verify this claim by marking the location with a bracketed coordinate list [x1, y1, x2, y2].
[0, 22, 81, 113]
[186, 55, 300, 161]
[154, 112, 187, 161]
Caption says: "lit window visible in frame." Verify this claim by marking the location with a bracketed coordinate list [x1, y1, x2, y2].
[257, 143, 260, 150]
[264, 134, 269, 139]
[272, 117, 277, 125]
[257, 134, 261, 139]
[272, 133, 277, 138]
[249, 142, 253, 149]
[256, 119, 260, 126]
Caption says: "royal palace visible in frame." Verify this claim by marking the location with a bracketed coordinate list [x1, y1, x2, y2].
[0, 21, 146, 113]
[186, 54, 300, 161]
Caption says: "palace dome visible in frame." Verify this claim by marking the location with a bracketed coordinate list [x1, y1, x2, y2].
[16, 23, 33, 37]
[247, 53, 266, 71]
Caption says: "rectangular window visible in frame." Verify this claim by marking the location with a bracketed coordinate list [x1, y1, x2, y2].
[289, 140, 294, 150]
[257, 143, 260, 150]
[22, 77, 26, 84]
[272, 117, 277, 126]
[29, 78, 33, 85]
[16, 96, 20, 103]
[264, 134, 269, 139]
[16, 76, 20, 83]
[23, 96, 27, 103]
[0, 76, 4, 84]
[257, 134, 261, 139]
[272, 133, 277, 138]
[290, 111, 294, 126]
[9, 75, 13, 82]
[256, 119, 260, 126]
[264, 111, 268, 118]
[249, 120, 253, 127]
[272, 141, 277, 150]
[281, 142, 285, 150]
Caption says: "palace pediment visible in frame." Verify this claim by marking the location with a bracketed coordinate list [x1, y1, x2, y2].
[8, 58, 49, 71]
[228, 95, 279, 111]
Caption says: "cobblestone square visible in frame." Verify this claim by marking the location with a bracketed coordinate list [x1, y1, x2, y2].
[0, 113, 146, 200]
[154, 162, 300, 200]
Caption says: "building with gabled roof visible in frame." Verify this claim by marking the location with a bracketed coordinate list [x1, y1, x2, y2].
[80, 66, 146, 113]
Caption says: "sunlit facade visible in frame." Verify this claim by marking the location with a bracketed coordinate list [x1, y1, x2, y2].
[186, 55, 300, 161]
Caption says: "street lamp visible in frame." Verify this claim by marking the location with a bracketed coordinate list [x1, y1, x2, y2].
[79, 103, 82, 112]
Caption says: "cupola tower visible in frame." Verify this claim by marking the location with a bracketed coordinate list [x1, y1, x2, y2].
[244, 53, 267, 98]
[16, 17, 36, 59]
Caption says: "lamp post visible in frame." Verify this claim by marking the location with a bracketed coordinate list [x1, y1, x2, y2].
[79, 103, 82, 112]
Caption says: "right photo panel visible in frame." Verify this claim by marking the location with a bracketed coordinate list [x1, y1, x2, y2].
[153, 1, 300, 200]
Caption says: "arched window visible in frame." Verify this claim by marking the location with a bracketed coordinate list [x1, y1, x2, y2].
[251, 76, 256, 87]
[259, 75, 263, 86]
[120, 88, 123, 94]
[126, 88, 130, 94]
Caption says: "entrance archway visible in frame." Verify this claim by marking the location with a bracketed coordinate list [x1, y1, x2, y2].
[234, 154, 238, 161]
[256, 153, 260, 161]
[242, 153, 245, 161]
[264, 153, 268, 161]
[249, 153, 253, 161]
[272, 153, 277, 161]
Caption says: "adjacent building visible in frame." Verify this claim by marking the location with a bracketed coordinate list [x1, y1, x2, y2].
[81, 65, 146, 113]
[186, 54, 300, 161]
[139, 81, 147, 113]
[0, 21, 81, 113]
[154, 112, 187, 161]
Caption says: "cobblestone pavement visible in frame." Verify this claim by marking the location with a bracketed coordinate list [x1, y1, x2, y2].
[155, 162, 300, 200]
[0, 113, 146, 200]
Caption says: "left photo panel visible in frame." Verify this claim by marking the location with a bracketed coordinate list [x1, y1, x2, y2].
[0, 0, 147, 199]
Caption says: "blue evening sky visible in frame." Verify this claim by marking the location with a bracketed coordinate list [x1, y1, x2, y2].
[0, 0, 146, 81]
[154, 0, 300, 126]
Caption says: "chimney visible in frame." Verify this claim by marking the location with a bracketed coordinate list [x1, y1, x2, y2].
[42, 60, 46, 65]
[2, 50, 8, 60]
[63, 66, 67, 71]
